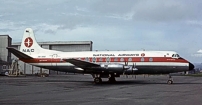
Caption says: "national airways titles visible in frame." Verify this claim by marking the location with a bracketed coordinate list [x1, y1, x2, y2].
[93, 54, 139, 57]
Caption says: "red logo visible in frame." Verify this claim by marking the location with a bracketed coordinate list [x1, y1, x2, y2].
[141, 53, 145, 57]
[24, 37, 33, 48]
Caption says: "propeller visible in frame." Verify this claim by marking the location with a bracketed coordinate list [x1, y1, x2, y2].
[123, 59, 129, 78]
[131, 63, 136, 77]
[123, 58, 138, 78]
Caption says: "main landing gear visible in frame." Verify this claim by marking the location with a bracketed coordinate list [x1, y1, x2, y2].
[94, 77, 102, 84]
[93, 74, 102, 84]
[167, 74, 173, 84]
[108, 74, 116, 83]
[93, 74, 117, 84]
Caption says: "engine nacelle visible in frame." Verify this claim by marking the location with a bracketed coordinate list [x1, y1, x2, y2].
[124, 67, 138, 74]
[100, 64, 124, 72]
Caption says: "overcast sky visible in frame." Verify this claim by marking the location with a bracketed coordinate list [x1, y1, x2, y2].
[0, 0, 202, 63]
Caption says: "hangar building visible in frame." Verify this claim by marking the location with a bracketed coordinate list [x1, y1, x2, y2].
[0, 35, 12, 72]
[0, 35, 93, 75]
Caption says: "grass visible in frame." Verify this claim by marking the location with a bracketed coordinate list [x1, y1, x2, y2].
[185, 73, 202, 77]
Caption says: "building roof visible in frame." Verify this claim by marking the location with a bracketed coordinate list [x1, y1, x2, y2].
[0, 35, 12, 39]
[12, 41, 93, 45]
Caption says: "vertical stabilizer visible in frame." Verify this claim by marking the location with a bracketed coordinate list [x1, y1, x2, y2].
[20, 28, 42, 55]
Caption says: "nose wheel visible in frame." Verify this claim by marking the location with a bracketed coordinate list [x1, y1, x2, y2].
[167, 74, 173, 84]
[167, 80, 173, 84]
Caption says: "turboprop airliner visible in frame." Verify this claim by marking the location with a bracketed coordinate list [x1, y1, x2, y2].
[7, 28, 194, 84]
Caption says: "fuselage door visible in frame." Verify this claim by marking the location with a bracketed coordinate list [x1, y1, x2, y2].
[51, 54, 58, 66]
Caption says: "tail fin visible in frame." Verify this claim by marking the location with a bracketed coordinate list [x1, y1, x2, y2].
[20, 28, 42, 55]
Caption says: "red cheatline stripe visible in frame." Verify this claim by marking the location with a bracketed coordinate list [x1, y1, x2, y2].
[29, 62, 189, 67]
[20, 57, 189, 63]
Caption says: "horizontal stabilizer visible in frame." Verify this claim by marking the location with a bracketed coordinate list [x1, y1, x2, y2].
[63, 58, 100, 68]
[7, 47, 33, 59]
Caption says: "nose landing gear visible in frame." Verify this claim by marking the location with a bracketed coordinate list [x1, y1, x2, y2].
[93, 74, 103, 84]
[167, 74, 173, 84]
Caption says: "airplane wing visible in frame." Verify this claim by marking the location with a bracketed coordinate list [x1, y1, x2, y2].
[7, 47, 33, 59]
[63, 58, 100, 68]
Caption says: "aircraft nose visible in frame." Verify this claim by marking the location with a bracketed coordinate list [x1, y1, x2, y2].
[189, 62, 194, 70]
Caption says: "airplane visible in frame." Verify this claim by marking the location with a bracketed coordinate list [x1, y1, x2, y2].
[7, 28, 195, 84]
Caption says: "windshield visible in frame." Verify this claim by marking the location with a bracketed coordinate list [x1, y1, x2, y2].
[172, 54, 180, 58]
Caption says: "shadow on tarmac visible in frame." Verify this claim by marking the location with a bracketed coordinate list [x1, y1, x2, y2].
[42, 79, 202, 86]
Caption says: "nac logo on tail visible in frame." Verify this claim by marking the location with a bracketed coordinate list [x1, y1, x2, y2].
[23, 37, 34, 52]
[24, 37, 33, 47]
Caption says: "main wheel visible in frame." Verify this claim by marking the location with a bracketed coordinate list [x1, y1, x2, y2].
[94, 77, 102, 84]
[108, 77, 116, 83]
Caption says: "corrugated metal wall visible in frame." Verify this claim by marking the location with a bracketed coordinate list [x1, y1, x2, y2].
[0, 35, 12, 73]
[50, 44, 91, 52]
[0, 35, 11, 62]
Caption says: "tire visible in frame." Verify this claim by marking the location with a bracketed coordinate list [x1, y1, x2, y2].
[167, 80, 173, 84]
[94, 77, 102, 84]
[108, 77, 116, 83]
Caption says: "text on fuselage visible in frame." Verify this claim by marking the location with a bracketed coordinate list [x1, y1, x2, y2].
[22, 49, 34, 52]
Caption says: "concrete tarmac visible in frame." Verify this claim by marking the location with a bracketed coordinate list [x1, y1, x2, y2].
[0, 74, 202, 105]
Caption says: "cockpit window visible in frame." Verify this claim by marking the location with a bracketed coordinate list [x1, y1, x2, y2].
[172, 54, 180, 58]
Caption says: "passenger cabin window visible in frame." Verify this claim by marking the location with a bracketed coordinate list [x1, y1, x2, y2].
[106, 57, 110, 63]
[149, 57, 153, 62]
[85, 57, 89, 61]
[99, 58, 103, 62]
[120, 58, 124, 62]
[141, 57, 144, 62]
[92, 57, 96, 63]
[128, 58, 132, 62]
[114, 58, 118, 62]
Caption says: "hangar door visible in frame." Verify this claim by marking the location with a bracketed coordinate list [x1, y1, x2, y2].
[51, 44, 91, 52]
